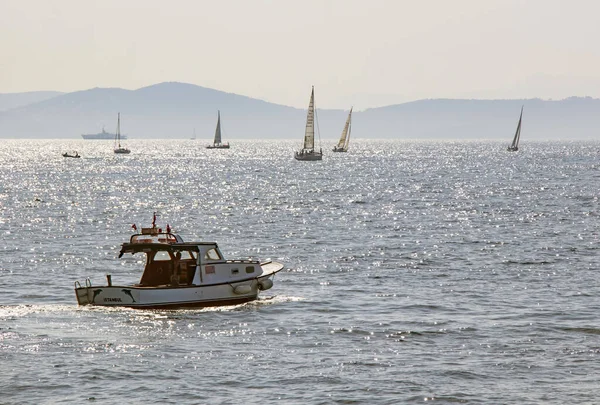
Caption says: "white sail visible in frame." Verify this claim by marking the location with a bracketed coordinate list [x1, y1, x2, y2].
[303, 87, 315, 150]
[214, 111, 222, 145]
[336, 107, 353, 151]
[510, 106, 523, 150]
[115, 112, 121, 148]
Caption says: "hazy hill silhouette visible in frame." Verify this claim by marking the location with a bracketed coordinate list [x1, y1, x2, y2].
[0, 82, 312, 139]
[0, 82, 599, 140]
[0, 91, 64, 112]
[355, 97, 600, 141]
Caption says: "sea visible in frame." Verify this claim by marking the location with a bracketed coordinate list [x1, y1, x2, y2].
[1, 139, 599, 404]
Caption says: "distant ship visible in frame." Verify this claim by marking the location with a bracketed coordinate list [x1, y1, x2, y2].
[81, 127, 127, 140]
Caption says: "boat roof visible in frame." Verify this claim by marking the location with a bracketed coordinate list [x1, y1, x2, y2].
[119, 241, 220, 257]
[120, 231, 220, 257]
[129, 230, 183, 243]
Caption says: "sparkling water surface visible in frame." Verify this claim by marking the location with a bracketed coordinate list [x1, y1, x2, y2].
[1, 139, 599, 404]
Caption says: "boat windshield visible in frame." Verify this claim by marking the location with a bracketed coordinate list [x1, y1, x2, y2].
[150, 249, 197, 262]
[204, 248, 222, 261]
[138, 248, 198, 287]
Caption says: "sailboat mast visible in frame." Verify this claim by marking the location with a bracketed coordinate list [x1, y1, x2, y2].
[314, 93, 322, 151]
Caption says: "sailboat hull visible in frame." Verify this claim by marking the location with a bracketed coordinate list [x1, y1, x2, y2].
[114, 148, 131, 154]
[206, 144, 230, 149]
[294, 151, 322, 161]
[332, 147, 347, 153]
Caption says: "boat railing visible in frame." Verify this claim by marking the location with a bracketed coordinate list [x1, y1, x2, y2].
[227, 258, 261, 264]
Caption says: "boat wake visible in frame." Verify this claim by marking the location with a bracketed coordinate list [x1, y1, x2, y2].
[0, 304, 80, 319]
[250, 294, 304, 306]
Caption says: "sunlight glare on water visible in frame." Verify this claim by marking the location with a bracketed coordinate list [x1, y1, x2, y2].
[1, 139, 599, 404]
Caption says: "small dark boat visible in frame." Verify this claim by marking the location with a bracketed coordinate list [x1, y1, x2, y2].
[62, 151, 81, 158]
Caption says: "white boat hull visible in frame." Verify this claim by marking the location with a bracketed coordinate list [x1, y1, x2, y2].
[75, 276, 277, 309]
[75, 261, 283, 309]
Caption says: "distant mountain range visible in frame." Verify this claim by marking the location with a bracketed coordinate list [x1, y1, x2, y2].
[0, 91, 64, 112]
[0, 82, 599, 140]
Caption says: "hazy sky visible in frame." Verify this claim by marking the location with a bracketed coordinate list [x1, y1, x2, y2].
[2, 0, 600, 109]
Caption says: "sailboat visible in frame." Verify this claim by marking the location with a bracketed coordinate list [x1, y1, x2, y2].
[294, 86, 323, 161]
[332, 107, 353, 152]
[206, 111, 230, 149]
[191, 128, 196, 141]
[113, 113, 131, 154]
[507, 106, 523, 152]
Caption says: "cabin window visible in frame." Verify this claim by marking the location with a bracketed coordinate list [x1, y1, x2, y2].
[204, 248, 222, 261]
[179, 250, 196, 260]
[153, 250, 171, 261]
[231, 268, 239, 275]
[245, 266, 255, 273]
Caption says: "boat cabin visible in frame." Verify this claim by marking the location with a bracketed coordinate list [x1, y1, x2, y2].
[119, 232, 260, 288]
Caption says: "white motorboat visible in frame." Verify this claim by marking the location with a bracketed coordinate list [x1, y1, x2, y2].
[82, 127, 127, 140]
[74, 225, 284, 309]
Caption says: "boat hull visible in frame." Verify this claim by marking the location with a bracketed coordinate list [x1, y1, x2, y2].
[332, 148, 347, 152]
[75, 277, 273, 309]
[294, 151, 323, 161]
[206, 145, 230, 149]
[75, 260, 284, 309]
[114, 148, 131, 154]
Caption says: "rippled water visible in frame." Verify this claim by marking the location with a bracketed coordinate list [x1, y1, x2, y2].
[1, 139, 599, 404]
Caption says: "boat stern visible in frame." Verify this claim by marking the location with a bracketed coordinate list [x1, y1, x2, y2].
[74, 279, 140, 307]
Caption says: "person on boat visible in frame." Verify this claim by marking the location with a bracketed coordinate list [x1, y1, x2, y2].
[171, 251, 181, 286]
